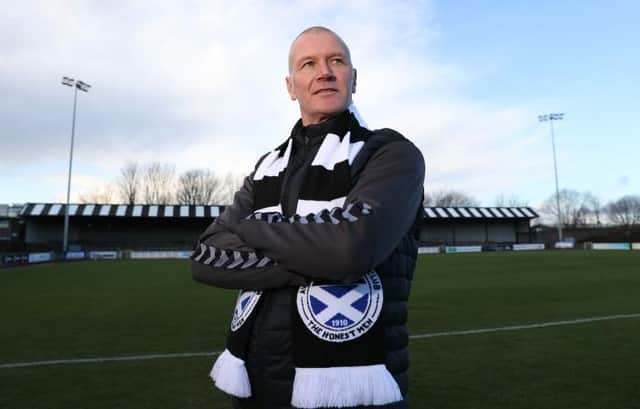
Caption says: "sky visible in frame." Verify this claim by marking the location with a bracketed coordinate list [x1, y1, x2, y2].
[1, 0, 638, 208]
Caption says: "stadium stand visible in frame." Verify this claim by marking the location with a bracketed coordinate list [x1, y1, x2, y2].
[18, 203, 223, 252]
[14, 203, 539, 251]
[419, 205, 538, 245]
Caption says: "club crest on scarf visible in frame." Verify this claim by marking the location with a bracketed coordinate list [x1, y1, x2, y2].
[296, 272, 383, 343]
[231, 290, 262, 332]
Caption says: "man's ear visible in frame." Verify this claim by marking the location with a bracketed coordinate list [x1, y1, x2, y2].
[286, 76, 296, 101]
[352, 68, 357, 94]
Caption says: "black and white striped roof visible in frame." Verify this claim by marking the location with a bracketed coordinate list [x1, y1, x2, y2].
[20, 203, 223, 218]
[20, 203, 538, 220]
[423, 206, 538, 219]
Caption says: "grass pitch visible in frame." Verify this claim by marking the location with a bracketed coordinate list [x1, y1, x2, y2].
[1, 251, 639, 409]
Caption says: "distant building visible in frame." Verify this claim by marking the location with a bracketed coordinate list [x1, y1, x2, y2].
[532, 223, 640, 245]
[0, 204, 26, 252]
[0, 205, 8, 245]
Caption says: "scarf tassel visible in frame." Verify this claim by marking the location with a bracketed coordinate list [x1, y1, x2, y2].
[210, 349, 252, 398]
[291, 364, 402, 408]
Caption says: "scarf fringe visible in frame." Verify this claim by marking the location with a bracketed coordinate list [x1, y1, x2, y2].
[210, 349, 251, 398]
[291, 364, 402, 408]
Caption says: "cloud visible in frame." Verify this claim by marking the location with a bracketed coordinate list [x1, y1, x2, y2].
[618, 176, 630, 187]
[1, 0, 546, 205]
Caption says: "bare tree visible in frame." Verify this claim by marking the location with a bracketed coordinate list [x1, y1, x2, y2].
[494, 194, 529, 207]
[116, 161, 140, 204]
[78, 183, 117, 204]
[540, 189, 597, 227]
[89, 162, 244, 205]
[176, 169, 221, 205]
[541, 189, 579, 227]
[212, 173, 245, 204]
[582, 192, 602, 226]
[142, 162, 175, 204]
[606, 195, 640, 227]
[424, 189, 479, 207]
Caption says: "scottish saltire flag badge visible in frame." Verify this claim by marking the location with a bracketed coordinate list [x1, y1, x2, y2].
[297, 272, 383, 342]
[231, 290, 262, 332]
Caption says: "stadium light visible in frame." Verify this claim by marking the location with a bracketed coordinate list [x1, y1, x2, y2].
[538, 112, 564, 242]
[61, 76, 91, 254]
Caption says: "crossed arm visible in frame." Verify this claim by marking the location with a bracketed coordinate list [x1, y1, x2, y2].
[191, 140, 425, 290]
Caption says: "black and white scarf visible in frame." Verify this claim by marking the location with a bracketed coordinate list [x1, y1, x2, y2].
[203, 105, 402, 408]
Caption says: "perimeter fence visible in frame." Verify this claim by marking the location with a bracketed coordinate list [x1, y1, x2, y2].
[2, 241, 639, 268]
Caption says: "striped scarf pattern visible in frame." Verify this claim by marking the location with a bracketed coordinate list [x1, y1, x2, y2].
[208, 105, 402, 408]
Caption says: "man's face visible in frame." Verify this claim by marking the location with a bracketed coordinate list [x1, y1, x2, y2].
[286, 30, 356, 126]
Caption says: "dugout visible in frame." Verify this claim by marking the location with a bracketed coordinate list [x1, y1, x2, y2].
[18, 203, 538, 251]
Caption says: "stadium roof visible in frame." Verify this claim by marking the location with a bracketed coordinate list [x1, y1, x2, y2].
[21, 203, 223, 218]
[19, 203, 538, 220]
[423, 206, 538, 219]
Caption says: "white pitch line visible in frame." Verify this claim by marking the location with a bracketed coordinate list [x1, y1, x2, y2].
[0, 351, 221, 369]
[410, 313, 640, 339]
[2, 313, 639, 369]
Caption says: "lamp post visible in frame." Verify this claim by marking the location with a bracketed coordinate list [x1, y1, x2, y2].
[538, 113, 564, 242]
[61, 77, 91, 254]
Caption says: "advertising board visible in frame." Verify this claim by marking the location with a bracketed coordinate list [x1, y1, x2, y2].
[89, 251, 119, 260]
[592, 243, 631, 250]
[418, 246, 440, 254]
[513, 243, 545, 251]
[28, 252, 52, 263]
[633, 243, 640, 250]
[445, 246, 482, 254]
[554, 242, 575, 249]
[65, 251, 86, 260]
[482, 244, 513, 252]
[130, 250, 192, 259]
[2, 254, 28, 265]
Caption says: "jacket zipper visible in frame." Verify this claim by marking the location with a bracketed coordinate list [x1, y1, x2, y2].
[280, 135, 309, 216]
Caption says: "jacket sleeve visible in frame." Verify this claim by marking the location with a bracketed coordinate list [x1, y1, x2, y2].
[191, 173, 309, 290]
[232, 139, 425, 283]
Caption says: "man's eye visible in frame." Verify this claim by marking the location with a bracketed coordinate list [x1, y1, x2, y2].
[301, 61, 314, 68]
[331, 58, 344, 65]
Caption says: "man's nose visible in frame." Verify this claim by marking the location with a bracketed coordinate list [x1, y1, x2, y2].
[316, 60, 336, 81]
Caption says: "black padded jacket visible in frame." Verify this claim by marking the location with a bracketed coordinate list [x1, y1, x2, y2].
[192, 115, 425, 409]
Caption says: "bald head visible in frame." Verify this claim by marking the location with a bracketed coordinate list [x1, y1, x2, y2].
[288, 26, 352, 73]
[285, 26, 356, 125]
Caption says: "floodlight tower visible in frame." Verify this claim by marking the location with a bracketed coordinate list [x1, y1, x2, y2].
[538, 113, 564, 242]
[61, 77, 91, 253]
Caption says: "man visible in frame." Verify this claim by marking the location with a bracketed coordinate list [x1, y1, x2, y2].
[192, 26, 425, 409]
